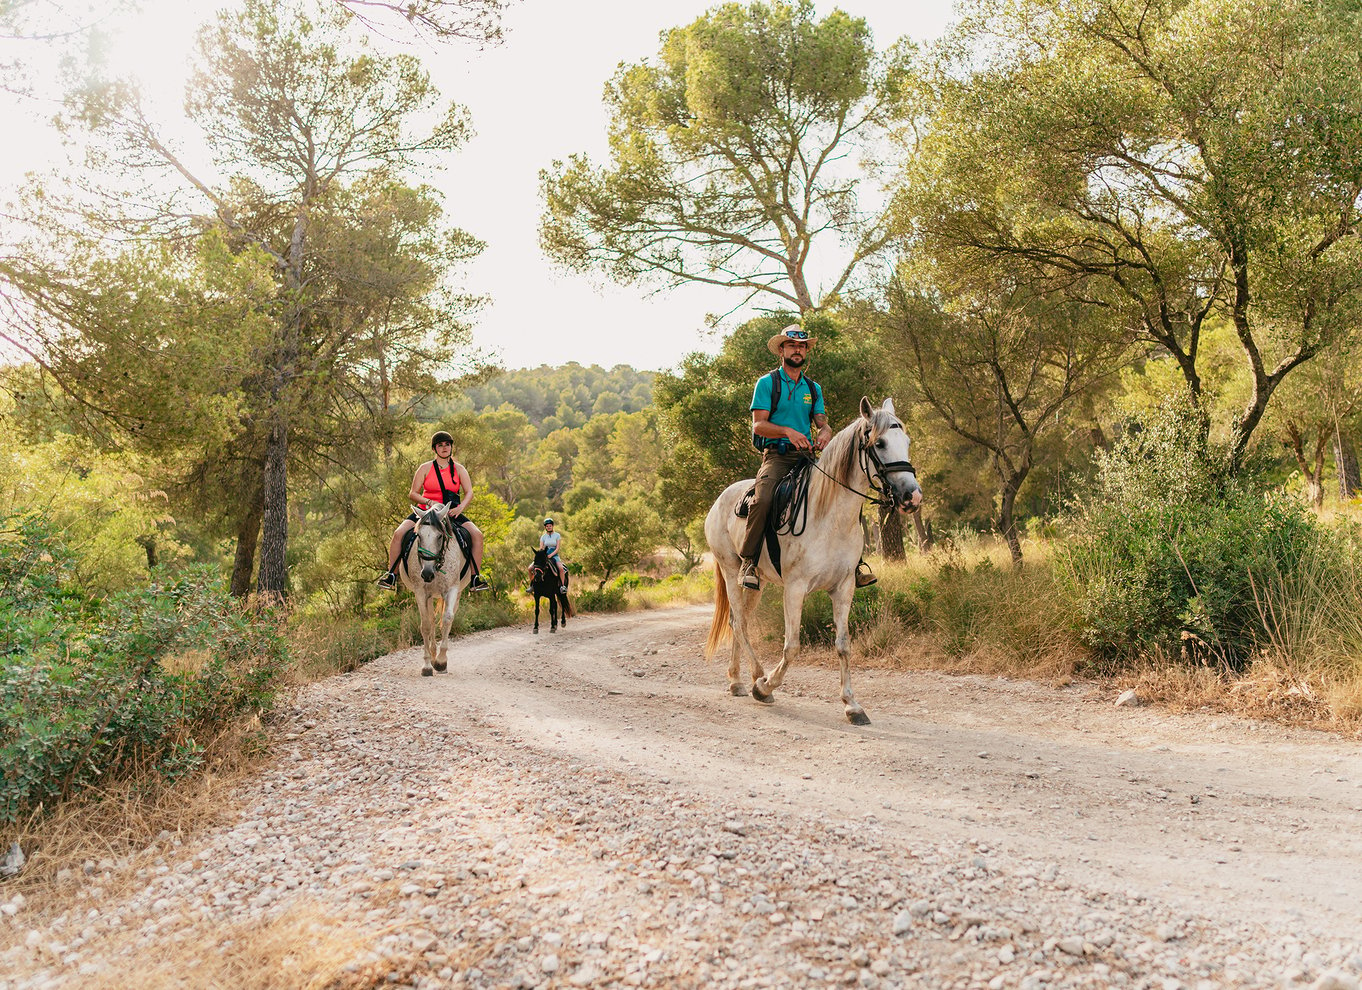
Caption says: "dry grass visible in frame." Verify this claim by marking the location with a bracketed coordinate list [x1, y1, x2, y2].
[0, 719, 265, 919]
[19, 904, 406, 990]
[285, 611, 418, 685]
[631, 569, 715, 608]
[754, 535, 1362, 735]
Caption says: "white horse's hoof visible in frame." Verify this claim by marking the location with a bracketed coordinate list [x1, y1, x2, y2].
[421, 668, 433, 677]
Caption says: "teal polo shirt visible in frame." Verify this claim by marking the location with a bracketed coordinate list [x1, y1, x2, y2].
[751, 367, 824, 442]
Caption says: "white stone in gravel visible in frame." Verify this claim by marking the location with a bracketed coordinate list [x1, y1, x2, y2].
[892, 911, 912, 935]
[570, 963, 601, 985]
[540, 954, 560, 974]
[1057, 936, 1085, 956]
[908, 900, 932, 918]
[998, 946, 1016, 964]
[1313, 972, 1361, 990]
[1115, 689, 1140, 707]
[1156, 922, 1182, 942]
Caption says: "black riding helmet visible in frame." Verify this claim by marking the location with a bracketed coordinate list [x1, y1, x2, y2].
[431, 430, 454, 450]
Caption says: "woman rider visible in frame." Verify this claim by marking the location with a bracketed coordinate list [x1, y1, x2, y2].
[377, 430, 491, 592]
[538, 517, 567, 593]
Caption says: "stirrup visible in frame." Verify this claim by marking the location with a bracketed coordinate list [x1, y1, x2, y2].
[738, 561, 761, 590]
[855, 561, 877, 588]
[376, 571, 397, 590]
[468, 574, 491, 591]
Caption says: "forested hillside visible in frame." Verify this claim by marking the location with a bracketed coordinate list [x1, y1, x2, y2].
[426, 362, 655, 433]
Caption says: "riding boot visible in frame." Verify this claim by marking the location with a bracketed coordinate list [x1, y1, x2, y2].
[738, 557, 761, 590]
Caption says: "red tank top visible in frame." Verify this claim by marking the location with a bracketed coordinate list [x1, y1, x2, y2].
[422, 460, 461, 505]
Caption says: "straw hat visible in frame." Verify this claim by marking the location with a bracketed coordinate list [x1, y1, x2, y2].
[767, 324, 816, 355]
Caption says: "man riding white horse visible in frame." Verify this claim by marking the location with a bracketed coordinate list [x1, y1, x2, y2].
[739, 324, 912, 591]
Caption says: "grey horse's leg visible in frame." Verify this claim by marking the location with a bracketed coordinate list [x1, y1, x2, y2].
[434, 589, 459, 673]
[829, 579, 868, 724]
[418, 592, 435, 677]
[756, 581, 807, 700]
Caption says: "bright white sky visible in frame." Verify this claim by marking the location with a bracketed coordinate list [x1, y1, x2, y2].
[0, 0, 955, 373]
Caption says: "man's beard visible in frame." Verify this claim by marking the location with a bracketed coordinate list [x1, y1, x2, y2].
[782, 352, 806, 369]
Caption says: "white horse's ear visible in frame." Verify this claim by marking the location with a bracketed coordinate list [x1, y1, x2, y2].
[859, 396, 873, 419]
[883, 397, 896, 416]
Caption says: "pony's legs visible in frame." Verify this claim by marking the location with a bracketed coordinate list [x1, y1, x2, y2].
[417, 592, 436, 676]
[533, 593, 541, 633]
[756, 581, 808, 700]
[549, 592, 558, 633]
[830, 579, 868, 725]
[434, 590, 460, 672]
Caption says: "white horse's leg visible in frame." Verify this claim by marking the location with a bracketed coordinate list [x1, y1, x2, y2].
[722, 566, 759, 696]
[434, 588, 459, 673]
[830, 578, 868, 725]
[417, 591, 435, 677]
[721, 579, 768, 702]
[757, 581, 807, 700]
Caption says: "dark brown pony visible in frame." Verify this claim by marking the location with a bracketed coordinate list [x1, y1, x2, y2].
[530, 546, 573, 634]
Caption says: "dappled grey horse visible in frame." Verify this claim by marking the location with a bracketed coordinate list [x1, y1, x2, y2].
[704, 398, 922, 725]
[398, 503, 472, 677]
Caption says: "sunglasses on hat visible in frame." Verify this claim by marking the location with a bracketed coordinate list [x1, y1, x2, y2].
[783, 329, 809, 340]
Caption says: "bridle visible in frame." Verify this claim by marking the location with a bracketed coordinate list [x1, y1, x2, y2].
[806, 422, 918, 510]
[416, 507, 453, 572]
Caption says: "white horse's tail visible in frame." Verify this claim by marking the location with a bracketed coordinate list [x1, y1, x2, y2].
[705, 564, 730, 659]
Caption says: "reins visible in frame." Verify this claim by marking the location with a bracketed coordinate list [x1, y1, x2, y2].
[802, 424, 915, 509]
[777, 424, 913, 538]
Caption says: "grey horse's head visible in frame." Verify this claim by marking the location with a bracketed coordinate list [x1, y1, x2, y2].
[860, 397, 922, 512]
[415, 504, 452, 583]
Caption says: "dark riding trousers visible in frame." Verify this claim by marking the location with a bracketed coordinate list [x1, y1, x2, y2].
[739, 449, 804, 563]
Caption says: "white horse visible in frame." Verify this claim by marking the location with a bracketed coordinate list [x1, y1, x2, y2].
[398, 503, 472, 677]
[704, 398, 922, 725]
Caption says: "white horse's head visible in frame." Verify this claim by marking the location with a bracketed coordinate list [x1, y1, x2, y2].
[859, 397, 922, 513]
[415, 503, 454, 583]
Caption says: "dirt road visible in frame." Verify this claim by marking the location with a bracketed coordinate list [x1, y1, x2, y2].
[6, 604, 1362, 989]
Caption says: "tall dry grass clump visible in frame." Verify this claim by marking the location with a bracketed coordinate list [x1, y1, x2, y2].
[1247, 529, 1362, 725]
[752, 538, 1085, 679]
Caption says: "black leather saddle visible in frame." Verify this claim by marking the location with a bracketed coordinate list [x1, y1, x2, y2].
[733, 460, 810, 576]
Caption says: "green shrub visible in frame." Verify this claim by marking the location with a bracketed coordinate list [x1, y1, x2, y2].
[575, 586, 628, 612]
[0, 517, 284, 823]
[1062, 401, 1322, 669]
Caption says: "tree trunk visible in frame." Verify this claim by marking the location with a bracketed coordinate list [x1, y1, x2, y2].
[135, 535, 158, 572]
[1285, 422, 1327, 509]
[878, 504, 906, 560]
[997, 474, 1025, 565]
[1336, 426, 1360, 500]
[230, 497, 263, 598]
[256, 417, 290, 599]
[911, 510, 932, 552]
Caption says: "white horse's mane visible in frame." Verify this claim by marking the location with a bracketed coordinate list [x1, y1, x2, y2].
[811, 404, 902, 517]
